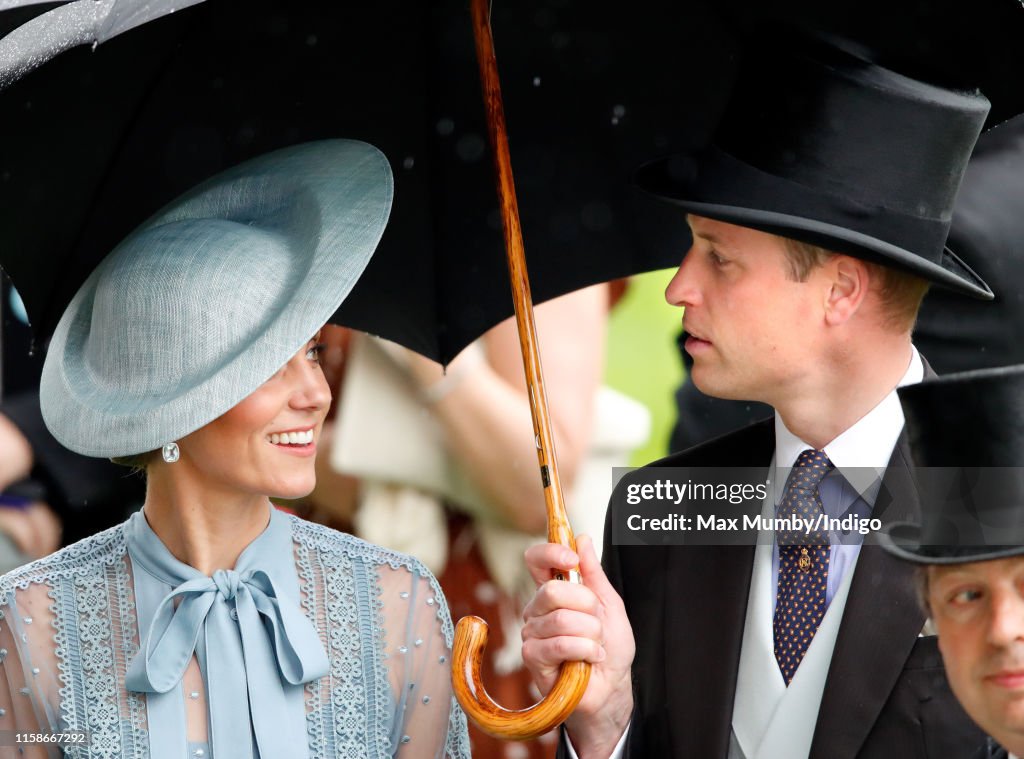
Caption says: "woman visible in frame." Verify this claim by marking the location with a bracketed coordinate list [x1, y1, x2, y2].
[0, 141, 470, 758]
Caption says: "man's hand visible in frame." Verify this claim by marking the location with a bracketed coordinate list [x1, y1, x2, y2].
[521, 535, 635, 758]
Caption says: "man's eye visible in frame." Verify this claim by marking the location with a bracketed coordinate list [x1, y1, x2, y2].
[950, 588, 984, 605]
[306, 343, 327, 363]
[708, 250, 728, 267]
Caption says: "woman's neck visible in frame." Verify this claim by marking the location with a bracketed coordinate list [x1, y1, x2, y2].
[142, 470, 272, 575]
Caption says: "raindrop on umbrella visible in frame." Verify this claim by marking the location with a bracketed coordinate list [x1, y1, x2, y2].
[456, 133, 485, 163]
[550, 32, 569, 50]
[436, 117, 455, 136]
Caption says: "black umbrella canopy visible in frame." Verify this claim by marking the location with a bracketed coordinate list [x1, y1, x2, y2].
[8, 0, 1015, 365]
[0, 0, 716, 364]
[721, 0, 1024, 128]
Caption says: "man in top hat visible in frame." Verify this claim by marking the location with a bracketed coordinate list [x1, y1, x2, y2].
[880, 366, 1024, 759]
[668, 113, 1024, 454]
[521, 32, 992, 759]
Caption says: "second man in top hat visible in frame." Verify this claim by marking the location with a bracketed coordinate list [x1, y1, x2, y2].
[522, 32, 994, 759]
[881, 366, 1024, 759]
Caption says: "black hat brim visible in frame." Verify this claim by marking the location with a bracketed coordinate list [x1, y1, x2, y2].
[635, 152, 994, 300]
[878, 521, 1024, 564]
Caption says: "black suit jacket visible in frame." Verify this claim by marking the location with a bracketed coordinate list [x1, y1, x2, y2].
[599, 412, 985, 758]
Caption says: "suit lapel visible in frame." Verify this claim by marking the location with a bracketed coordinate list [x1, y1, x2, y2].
[665, 543, 755, 756]
[658, 422, 774, 757]
[809, 435, 926, 759]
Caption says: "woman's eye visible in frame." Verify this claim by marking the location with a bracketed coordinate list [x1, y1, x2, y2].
[306, 342, 327, 363]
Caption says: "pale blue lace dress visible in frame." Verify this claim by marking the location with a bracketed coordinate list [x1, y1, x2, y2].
[0, 506, 470, 758]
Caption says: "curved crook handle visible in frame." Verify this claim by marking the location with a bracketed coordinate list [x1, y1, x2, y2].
[451, 513, 593, 739]
[452, 614, 591, 741]
[451, 498, 593, 738]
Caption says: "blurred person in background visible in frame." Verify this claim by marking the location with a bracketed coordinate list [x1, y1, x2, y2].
[0, 278, 139, 571]
[304, 282, 651, 758]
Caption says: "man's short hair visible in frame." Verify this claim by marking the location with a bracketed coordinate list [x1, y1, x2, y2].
[780, 238, 931, 333]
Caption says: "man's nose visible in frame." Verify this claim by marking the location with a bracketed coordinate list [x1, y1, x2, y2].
[665, 249, 700, 308]
[987, 589, 1024, 648]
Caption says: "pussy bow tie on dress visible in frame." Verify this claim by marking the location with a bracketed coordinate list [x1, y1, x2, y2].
[124, 508, 329, 759]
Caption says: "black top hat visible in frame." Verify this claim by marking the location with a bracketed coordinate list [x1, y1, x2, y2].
[879, 365, 1024, 564]
[635, 33, 993, 299]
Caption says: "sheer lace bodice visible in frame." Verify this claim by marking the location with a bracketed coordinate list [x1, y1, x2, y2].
[0, 510, 469, 758]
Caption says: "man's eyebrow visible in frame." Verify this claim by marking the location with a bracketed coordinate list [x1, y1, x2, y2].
[684, 214, 722, 244]
[931, 568, 980, 586]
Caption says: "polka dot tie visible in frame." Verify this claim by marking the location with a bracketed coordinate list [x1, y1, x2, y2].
[773, 449, 834, 685]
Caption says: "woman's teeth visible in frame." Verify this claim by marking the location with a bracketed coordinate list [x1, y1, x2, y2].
[268, 430, 314, 445]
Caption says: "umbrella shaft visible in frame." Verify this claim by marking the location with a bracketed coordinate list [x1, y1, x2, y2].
[470, 0, 573, 550]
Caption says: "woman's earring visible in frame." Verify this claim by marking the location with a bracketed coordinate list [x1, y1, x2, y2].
[161, 442, 180, 463]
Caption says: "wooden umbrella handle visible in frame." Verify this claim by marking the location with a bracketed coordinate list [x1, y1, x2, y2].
[450, 0, 591, 740]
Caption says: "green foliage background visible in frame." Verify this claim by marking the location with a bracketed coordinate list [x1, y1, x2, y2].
[604, 268, 684, 466]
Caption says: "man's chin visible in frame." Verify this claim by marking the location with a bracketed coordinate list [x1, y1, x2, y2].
[976, 692, 1024, 753]
[690, 370, 754, 403]
[985, 721, 1024, 758]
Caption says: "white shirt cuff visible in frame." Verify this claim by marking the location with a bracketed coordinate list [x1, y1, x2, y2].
[563, 721, 630, 759]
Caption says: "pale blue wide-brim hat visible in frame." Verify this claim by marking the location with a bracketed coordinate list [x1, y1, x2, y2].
[40, 139, 393, 458]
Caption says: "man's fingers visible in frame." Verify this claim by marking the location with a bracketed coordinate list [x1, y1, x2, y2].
[523, 578, 601, 623]
[524, 542, 580, 586]
[522, 635, 606, 675]
[522, 607, 603, 644]
[523, 535, 624, 620]
[575, 535, 622, 610]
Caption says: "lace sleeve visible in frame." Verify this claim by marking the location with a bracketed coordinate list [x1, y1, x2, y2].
[378, 564, 470, 759]
[0, 582, 63, 758]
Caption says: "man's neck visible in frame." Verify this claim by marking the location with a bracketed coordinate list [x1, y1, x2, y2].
[774, 341, 915, 450]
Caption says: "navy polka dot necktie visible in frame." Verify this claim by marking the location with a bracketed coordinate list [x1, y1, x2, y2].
[773, 449, 834, 685]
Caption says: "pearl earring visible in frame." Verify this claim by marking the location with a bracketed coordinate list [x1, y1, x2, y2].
[161, 442, 180, 463]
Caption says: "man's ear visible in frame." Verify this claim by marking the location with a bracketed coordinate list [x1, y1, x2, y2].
[823, 256, 869, 326]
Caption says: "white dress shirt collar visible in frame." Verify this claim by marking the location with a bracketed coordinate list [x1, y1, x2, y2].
[775, 346, 923, 498]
